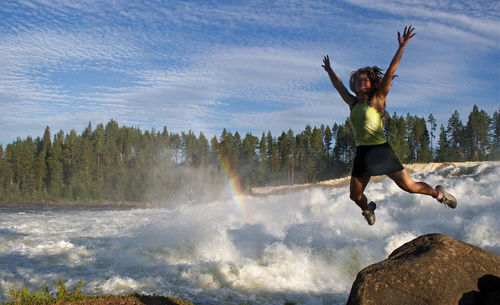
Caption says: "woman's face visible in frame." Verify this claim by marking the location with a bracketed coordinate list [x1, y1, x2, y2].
[355, 73, 371, 93]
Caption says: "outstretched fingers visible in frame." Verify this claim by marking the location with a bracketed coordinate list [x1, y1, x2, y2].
[398, 25, 415, 46]
[404, 25, 416, 38]
[322, 55, 332, 71]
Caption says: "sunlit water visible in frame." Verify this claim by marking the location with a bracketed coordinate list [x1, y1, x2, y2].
[1, 163, 499, 304]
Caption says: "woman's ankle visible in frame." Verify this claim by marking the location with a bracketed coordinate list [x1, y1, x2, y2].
[436, 190, 444, 201]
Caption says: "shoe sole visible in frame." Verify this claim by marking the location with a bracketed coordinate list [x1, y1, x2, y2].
[436, 185, 457, 209]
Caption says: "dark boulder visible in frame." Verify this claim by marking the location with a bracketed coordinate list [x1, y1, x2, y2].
[346, 234, 500, 305]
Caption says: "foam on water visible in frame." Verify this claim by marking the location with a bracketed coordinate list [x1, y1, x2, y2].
[1, 163, 499, 304]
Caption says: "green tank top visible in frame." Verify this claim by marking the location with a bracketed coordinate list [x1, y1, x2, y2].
[350, 103, 387, 146]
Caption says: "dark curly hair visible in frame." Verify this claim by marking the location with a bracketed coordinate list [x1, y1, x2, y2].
[349, 66, 385, 95]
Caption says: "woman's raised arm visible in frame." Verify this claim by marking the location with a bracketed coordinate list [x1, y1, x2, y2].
[322, 55, 356, 107]
[377, 26, 416, 100]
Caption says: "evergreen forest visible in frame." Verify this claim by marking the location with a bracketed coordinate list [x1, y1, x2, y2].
[0, 105, 498, 204]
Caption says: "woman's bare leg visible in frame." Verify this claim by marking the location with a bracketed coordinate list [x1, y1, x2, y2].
[350, 175, 371, 210]
[388, 169, 439, 197]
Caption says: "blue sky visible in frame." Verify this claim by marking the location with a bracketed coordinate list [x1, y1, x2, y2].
[1, 0, 499, 145]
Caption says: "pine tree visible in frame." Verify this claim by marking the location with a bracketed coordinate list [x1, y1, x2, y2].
[63, 130, 80, 200]
[81, 123, 94, 198]
[277, 131, 289, 184]
[232, 131, 242, 171]
[287, 129, 297, 184]
[405, 114, 419, 162]
[436, 125, 449, 162]
[210, 136, 220, 165]
[447, 110, 464, 161]
[240, 132, 259, 187]
[324, 125, 333, 157]
[427, 114, 437, 160]
[302, 125, 314, 182]
[219, 128, 234, 171]
[463, 105, 491, 161]
[266, 131, 278, 182]
[490, 111, 500, 160]
[169, 133, 181, 163]
[104, 120, 121, 169]
[181, 130, 196, 166]
[412, 117, 431, 162]
[0, 145, 11, 201]
[257, 133, 268, 184]
[311, 127, 325, 181]
[35, 126, 51, 198]
[386, 113, 409, 162]
[17, 137, 36, 199]
[92, 124, 105, 197]
[332, 119, 355, 176]
[47, 131, 64, 199]
[5, 142, 18, 198]
[198, 132, 210, 168]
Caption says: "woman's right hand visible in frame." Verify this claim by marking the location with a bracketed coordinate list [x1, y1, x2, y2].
[322, 54, 356, 106]
[322, 55, 332, 72]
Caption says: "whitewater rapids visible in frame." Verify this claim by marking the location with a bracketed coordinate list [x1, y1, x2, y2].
[1, 163, 499, 304]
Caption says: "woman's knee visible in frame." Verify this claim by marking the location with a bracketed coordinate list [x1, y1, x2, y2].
[390, 171, 415, 193]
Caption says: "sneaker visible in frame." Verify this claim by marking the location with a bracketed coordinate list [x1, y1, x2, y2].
[436, 185, 457, 209]
[362, 201, 376, 225]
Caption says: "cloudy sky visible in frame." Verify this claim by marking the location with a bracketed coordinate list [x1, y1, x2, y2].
[1, 0, 499, 145]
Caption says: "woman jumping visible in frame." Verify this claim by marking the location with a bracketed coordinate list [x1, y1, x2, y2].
[322, 25, 456, 225]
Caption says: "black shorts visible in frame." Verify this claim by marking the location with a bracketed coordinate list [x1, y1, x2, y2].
[352, 142, 404, 177]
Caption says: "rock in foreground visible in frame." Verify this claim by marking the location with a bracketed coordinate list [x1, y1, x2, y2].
[346, 234, 500, 305]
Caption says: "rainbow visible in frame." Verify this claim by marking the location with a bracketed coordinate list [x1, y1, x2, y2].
[217, 156, 250, 222]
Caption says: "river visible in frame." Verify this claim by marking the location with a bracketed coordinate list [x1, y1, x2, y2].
[1, 163, 499, 304]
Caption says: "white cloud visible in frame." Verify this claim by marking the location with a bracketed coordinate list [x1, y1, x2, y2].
[0, 0, 498, 145]
[221, 98, 350, 136]
[343, 0, 499, 41]
[78, 45, 339, 135]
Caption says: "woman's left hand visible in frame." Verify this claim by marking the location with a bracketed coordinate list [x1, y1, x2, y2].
[398, 25, 416, 47]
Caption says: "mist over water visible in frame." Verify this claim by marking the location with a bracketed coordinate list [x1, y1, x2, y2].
[1, 163, 499, 305]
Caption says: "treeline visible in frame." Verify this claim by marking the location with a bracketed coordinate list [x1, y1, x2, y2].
[0, 105, 498, 203]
